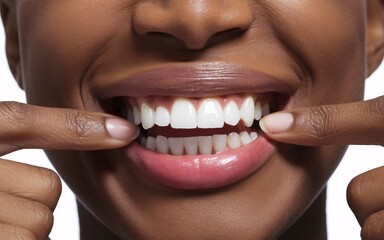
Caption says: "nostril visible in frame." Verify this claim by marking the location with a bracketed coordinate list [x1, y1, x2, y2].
[207, 27, 246, 45]
[146, 32, 180, 43]
[144, 27, 246, 51]
[133, 1, 254, 51]
[142, 31, 189, 50]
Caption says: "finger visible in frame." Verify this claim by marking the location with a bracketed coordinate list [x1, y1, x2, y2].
[259, 96, 384, 146]
[0, 101, 139, 155]
[347, 166, 384, 226]
[361, 210, 384, 240]
[0, 192, 53, 239]
[0, 159, 61, 211]
[0, 223, 35, 240]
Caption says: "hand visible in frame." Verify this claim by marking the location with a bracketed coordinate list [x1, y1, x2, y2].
[0, 101, 138, 239]
[260, 96, 384, 239]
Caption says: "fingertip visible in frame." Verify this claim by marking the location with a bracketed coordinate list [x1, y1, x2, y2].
[105, 118, 140, 142]
[259, 112, 294, 135]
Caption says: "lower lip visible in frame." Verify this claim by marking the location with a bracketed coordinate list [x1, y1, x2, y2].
[125, 135, 274, 189]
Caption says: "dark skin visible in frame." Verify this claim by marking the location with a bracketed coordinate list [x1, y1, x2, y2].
[0, 0, 383, 239]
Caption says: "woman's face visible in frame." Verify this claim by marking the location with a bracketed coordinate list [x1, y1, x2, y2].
[14, 0, 366, 239]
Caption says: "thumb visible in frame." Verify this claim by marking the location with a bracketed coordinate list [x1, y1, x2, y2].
[259, 96, 384, 146]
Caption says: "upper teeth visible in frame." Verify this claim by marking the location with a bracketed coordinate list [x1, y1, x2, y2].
[128, 95, 270, 130]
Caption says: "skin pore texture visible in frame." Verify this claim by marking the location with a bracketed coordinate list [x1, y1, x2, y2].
[0, 0, 383, 239]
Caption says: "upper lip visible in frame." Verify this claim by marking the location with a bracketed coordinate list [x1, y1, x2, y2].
[93, 62, 300, 99]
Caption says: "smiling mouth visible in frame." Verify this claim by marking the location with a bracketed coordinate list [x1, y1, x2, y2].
[94, 63, 296, 189]
[109, 93, 277, 156]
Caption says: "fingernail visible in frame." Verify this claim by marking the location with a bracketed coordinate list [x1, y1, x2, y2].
[259, 112, 294, 134]
[106, 118, 139, 141]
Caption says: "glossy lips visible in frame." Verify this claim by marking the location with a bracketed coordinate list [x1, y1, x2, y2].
[128, 136, 273, 189]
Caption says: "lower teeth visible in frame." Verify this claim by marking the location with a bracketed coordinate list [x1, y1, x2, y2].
[139, 131, 258, 156]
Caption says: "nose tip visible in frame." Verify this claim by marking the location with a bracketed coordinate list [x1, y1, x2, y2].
[133, 1, 253, 50]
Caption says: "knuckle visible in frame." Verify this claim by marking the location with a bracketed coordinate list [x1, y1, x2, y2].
[371, 96, 384, 122]
[11, 226, 36, 240]
[347, 174, 366, 213]
[65, 111, 101, 140]
[361, 212, 384, 240]
[0, 101, 34, 126]
[305, 106, 334, 141]
[29, 201, 53, 234]
[37, 167, 62, 203]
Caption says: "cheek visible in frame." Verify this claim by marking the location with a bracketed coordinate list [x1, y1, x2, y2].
[17, 1, 133, 108]
[269, 0, 366, 106]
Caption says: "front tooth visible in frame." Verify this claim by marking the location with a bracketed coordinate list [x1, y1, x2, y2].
[240, 96, 255, 127]
[171, 98, 197, 129]
[262, 104, 270, 116]
[213, 134, 227, 153]
[250, 132, 258, 140]
[141, 103, 155, 130]
[169, 138, 184, 155]
[254, 102, 262, 121]
[146, 137, 156, 151]
[198, 136, 213, 155]
[133, 107, 141, 125]
[156, 135, 169, 154]
[224, 101, 241, 126]
[239, 131, 253, 145]
[227, 132, 241, 149]
[155, 106, 170, 127]
[197, 99, 224, 128]
[183, 137, 198, 155]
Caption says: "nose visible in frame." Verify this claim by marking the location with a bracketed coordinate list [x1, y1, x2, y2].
[133, 0, 253, 49]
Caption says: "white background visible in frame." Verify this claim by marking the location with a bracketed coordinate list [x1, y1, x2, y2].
[0, 29, 383, 240]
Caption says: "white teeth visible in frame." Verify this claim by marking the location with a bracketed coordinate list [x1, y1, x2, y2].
[146, 137, 156, 151]
[213, 134, 227, 153]
[240, 96, 255, 127]
[128, 95, 271, 130]
[155, 106, 170, 127]
[227, 132, 241, 149]
[254, 102, 262, 121]
[141, 103, 155, 130]
[197, 99, 224, 128]
[141, 132, 258, 155]
[132, 95, 271, 155]
[156, 135, 169, 154]
[223, 101, 241, 126]
[183, 137, 198, 155]
[171, 98, 197, 129]
[133, 107, 141, 125]
[239, 131, 253, 145]
[198, 136, 213, 155]
[169, 138, 184, 155]
[262, 103, 270, 116]
[182, 137, 197, 155]
[250, 132, 258, 141]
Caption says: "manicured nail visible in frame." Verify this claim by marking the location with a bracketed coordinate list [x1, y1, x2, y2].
[106, 118, 139, 141]
[259, 112, 294, 134]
